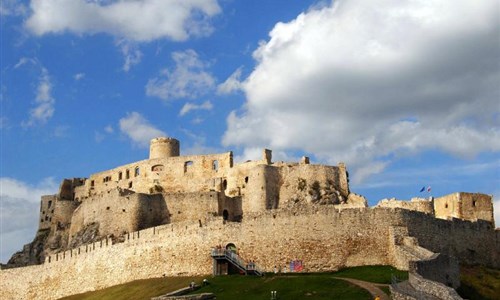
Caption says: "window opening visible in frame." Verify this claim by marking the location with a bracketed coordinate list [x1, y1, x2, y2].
[48, 200, 52, 208]
[223, 179, 227, 191]
[472, 200, 476, 207]
[134, 167, 140, 177]
[128, 182, 133, 188]
[245, 176, 249, 184]
[126, 169, 130, 179]
[152, 164, 164, 172]
[223, 210, 229, 221]
[118, 172, 122, 180]
[184, 161, 194, 173]
[212, 160, 219, 171]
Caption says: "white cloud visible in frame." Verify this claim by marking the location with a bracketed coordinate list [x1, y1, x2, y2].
[0, 0, 27, 17]
[146, 49, 215, 100]
[14, 57, 36, 69]
[223, 0, 500, 183]
[119, 112, 166, 148]
[24, 0, 221, 42]
[74, 73, 85, 80]
[217, 67, 243, 95]
[179, 100, 213, 116]
[0, 177, 58, 263]
[117, 40, 143, 72]
[23, 68, 55, 126]
[104, 125, 114, 133]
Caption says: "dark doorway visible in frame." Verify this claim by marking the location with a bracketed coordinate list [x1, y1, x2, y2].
[223, 209, 229, 221]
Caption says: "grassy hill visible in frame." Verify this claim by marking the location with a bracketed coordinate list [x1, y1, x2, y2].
[59, 266, 405, 300]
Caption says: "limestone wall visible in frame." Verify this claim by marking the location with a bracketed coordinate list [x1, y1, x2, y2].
[39, 195, 57, 230]
[79, 152, 233, 197]
[69, 190, 168, 242]
[402, 210, 499, 268]
[377, 198, 434, 214]
[0, 207, 405, 300]
[3, 207, 496, 299]
[163, 191, 220, 223]
[434, 193, 494, 223]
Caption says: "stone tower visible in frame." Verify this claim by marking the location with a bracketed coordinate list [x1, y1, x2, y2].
[149, 137, 180, 159]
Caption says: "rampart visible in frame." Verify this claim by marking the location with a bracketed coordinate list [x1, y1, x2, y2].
[1, 207, 497, 300]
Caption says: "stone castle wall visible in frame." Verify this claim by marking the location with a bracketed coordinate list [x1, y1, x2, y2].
[1, 207, 497, 300]
[38, 195, 57, 230]
[69, 190, 168, 242]
[163, 191, 221, 223]
[401, 210, 499, 268]
[377, 198, 434, 214]
[434, 192, 494, 223]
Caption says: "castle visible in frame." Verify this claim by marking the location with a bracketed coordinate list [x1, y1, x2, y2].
[1, 137, 498, 300]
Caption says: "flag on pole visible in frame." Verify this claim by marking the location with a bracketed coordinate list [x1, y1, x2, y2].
[419, 186, 425, 192]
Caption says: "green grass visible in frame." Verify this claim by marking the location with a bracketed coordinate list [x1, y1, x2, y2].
[189, 274, 371, 300]
[58, 265, 407, 300]
[457, 265, 500, 300]
[332, 265, 408, 284]
[59, 276, 204, 300]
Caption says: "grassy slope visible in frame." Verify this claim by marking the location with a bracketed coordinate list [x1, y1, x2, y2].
[188, 274, 371, 300]
[58, 266, 405, 300]
[59, 276, 204, 300]
[457, 265, 500, 300]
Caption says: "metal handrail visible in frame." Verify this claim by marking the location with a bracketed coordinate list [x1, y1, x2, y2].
[211, 249, 263, 275]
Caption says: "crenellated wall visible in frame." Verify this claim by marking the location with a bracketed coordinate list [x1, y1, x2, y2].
[1, 207, 497, 300]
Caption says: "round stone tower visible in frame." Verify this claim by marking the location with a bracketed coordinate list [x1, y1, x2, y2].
[149, 137, 180, 159]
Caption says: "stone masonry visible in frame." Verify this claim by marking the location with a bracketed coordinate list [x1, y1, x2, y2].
[0, 137, 498, 300]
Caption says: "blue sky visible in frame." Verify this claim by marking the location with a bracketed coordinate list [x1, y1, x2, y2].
[1, 0, 499, 263]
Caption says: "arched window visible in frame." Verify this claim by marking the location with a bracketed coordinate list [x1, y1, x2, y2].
[134, 167, 140, 177]
[118, 172, 123, 180]
[152, 164, 164, 172]
[212, 160, 219, 171]
[126, 169, 130, 179]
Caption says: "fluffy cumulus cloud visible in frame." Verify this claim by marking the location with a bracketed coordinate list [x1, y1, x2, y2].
[0, 177, 58, 263]
[179, 100, 213, 116]
[119, 112, 166, 148]
[223, 0, 500, 183]
[146, 49, 215, 100]
[24, 0, 221, 42]
[23, 68, 56, 127]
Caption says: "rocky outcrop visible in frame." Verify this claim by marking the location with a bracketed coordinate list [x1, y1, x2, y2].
[2, 229, 50, 269]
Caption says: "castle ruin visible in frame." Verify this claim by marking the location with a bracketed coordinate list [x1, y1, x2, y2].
[1, 137, 498, 300]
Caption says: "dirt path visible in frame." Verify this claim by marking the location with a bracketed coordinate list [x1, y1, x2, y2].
[333, 277, 390, 300]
